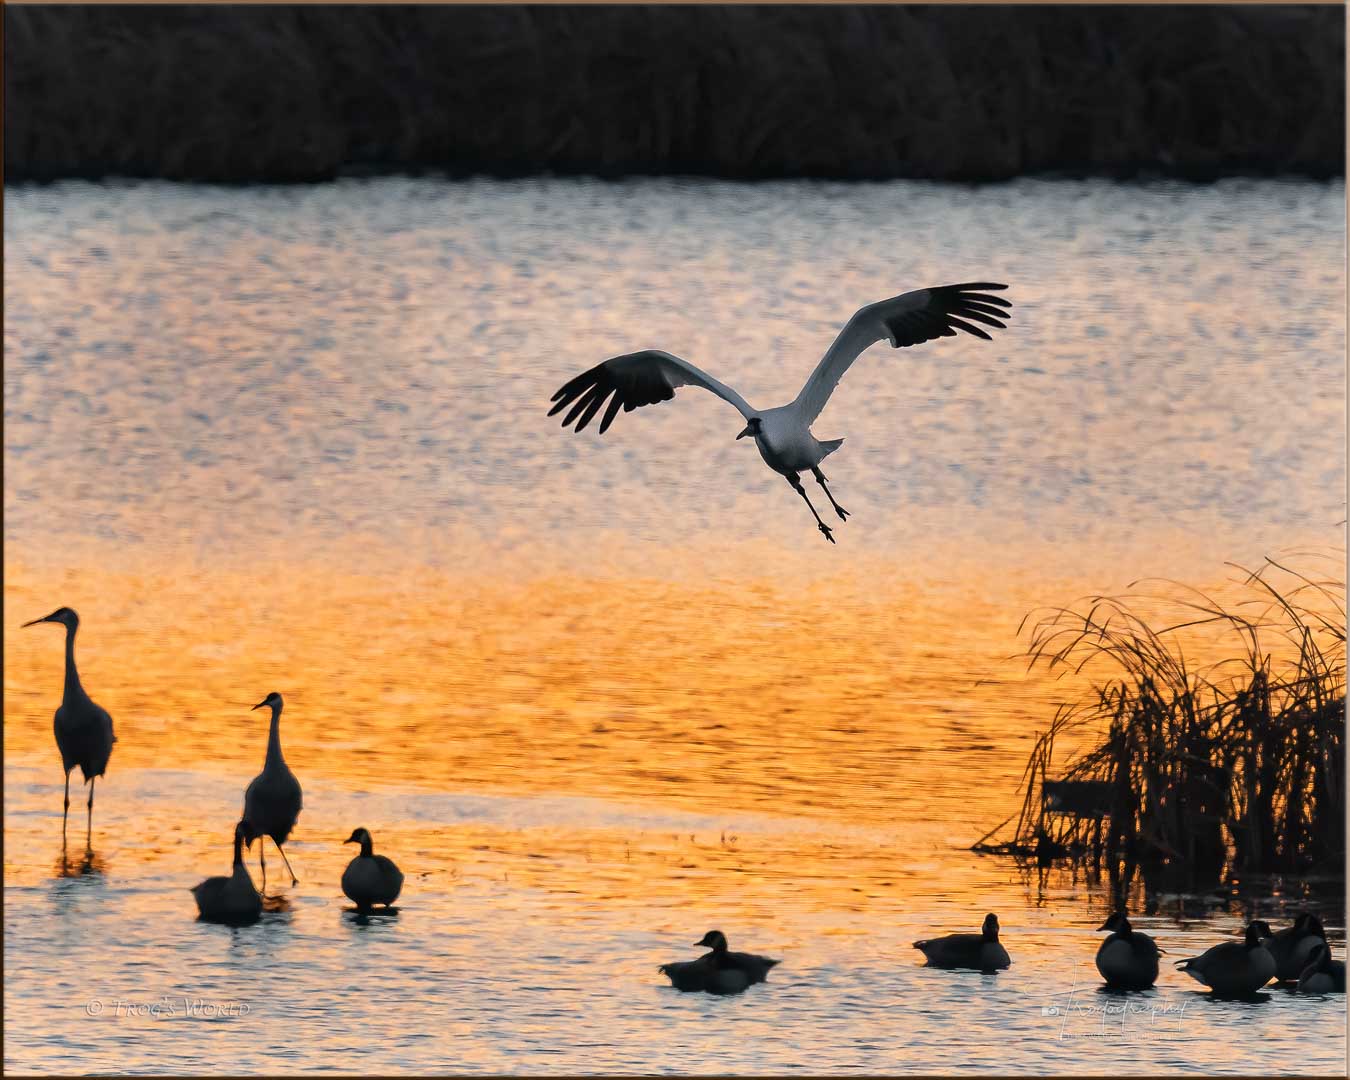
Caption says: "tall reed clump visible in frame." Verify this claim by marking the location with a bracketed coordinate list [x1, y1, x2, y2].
[975, 556, 1344, 890]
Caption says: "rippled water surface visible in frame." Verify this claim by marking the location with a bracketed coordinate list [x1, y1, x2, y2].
[4, 177, 1345, 1073]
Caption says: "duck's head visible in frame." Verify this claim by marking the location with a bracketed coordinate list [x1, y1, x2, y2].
[344, 827, 372, 847]
[1097, 911, 1131, 934]
[1246, 920, 1274, 946]
[696, 929, 728, 952]
[735, 418, 763, 441]
[982, 913, 1001, 940]
[23, 606, 79, 631]
[1295, 912, 1326, 938]
[251, 691, 284, 712]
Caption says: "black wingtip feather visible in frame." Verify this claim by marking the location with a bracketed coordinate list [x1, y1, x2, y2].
[881, 283, 1014, 348]
[945, 316, 992, 340]
[549, 353, 683, 433]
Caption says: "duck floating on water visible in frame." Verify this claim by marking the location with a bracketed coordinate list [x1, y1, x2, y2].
[1265, 913, 1327, 982]
[1094, 911, 1159, 990]
[191, 821, 263, 925]
[341, 827, 404, 912]
[1175, 921, 1275, 997]
[914, 913, 1010, 971]
[660, 930, 780, 995]
[1295, 941, 1345, 994]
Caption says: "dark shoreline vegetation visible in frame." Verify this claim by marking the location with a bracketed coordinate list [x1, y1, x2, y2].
[975, 556, 1346, 900]
[5, 5, 1345, 185]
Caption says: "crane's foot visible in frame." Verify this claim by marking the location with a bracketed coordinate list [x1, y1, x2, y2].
[833, 505, 850, 522]
[818, 523, 836, 544]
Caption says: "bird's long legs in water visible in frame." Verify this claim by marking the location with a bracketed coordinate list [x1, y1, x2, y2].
[276, 842, 299, 887]
[258, 841, 268, 894]
[788, 473, 835, 543]
[811, 467, 850, 521]
[86, 777, 95, 844]
[62, 770, 71, 837]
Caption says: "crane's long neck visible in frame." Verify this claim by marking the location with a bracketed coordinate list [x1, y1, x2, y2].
[265, 703, 286, 769]
[62, 624, 85, 700]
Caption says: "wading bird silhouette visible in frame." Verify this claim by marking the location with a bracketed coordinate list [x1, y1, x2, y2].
[549, 283, 1011, 542]
[22, 607, 116, 840]
[240, 692, 302, 892]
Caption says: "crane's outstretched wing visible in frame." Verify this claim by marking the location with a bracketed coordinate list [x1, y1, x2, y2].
[549, 350, 755, 434]
[792, 283, 1011, 425]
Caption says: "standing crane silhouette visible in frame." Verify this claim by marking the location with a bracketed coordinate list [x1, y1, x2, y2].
[240, 692, 303, 892]
[23, 607, 116, 840]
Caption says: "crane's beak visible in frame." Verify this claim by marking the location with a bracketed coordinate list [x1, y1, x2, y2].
[250, 699, 267, 711]
[22, 614, 57, 627]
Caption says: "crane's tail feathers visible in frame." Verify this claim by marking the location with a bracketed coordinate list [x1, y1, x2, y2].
[819, 438, 844, 459]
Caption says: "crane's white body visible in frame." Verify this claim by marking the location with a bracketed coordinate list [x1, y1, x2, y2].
[750, 406, 844, 475]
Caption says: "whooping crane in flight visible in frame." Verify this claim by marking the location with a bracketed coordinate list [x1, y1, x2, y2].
[549, 283, 1011, 542]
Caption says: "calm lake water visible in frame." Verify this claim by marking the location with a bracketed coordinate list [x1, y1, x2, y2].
[4, 176, 1346, 1074]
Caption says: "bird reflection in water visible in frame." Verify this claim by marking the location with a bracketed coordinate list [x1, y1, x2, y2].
[54, 841, 106, 879]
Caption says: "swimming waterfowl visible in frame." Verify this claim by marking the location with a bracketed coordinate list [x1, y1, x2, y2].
[1265, 913, 1327, 982]
[341, 827, 404, 912]
[1174, 921, 1276, 996]
[913, 913, 1010, 970]
[659, 930, 780, 995]
[240, 692, 303, 891]
[1295, 941, 1345, 994]
[1094, 911, 1159, 990]
[191, 821, 263, 925]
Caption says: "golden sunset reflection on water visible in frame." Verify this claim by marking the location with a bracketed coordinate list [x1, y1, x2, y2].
[5, 177, 1344, 1073]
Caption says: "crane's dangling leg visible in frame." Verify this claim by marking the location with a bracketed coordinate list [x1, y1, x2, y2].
[787, 473, 835, 543]
[62, 771, 71, 837]
[86, 777, 95, 842]
[258, 841, 268, 894]
[811, 467, 850, 521]
[276, 842, 299, 887]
